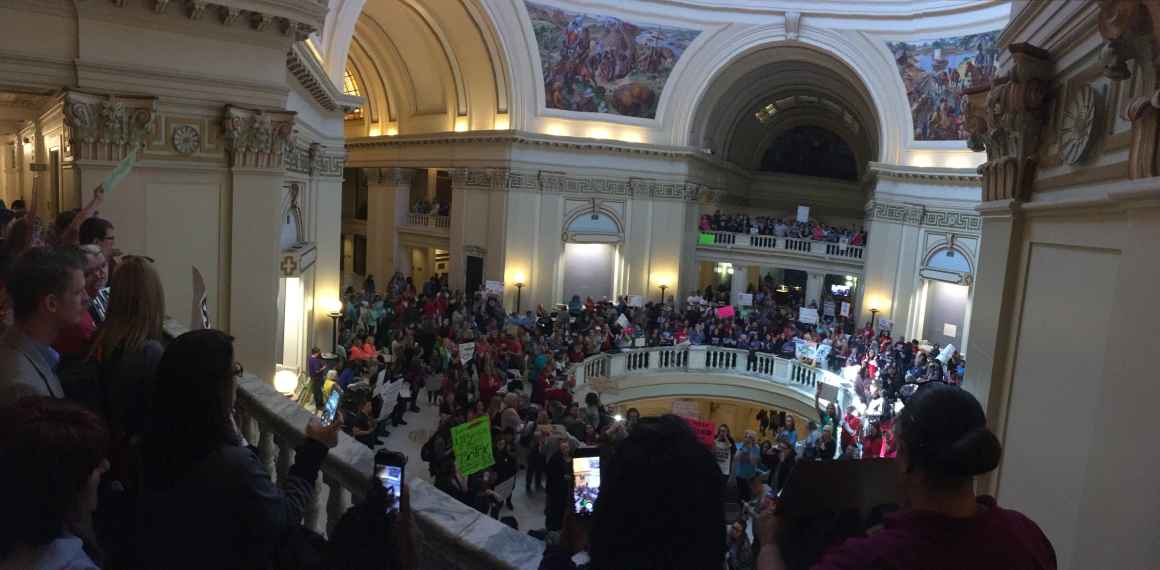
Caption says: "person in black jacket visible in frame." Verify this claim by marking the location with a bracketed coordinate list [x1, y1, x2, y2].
[137, 329, 342, 570]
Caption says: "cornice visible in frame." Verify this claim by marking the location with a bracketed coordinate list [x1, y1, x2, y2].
[868, 162, 982, 185]
[286, 42, 362, 113]
[447, 167, 717, 204]
[865, 199, 982, 233]
[105, 0, 323, 36]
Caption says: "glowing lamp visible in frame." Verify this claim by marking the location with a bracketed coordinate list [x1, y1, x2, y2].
[320, 297, 342, 315]
[274, 369, 299, 396]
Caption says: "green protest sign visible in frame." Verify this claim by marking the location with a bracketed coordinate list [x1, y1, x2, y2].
[101, 149, 138, 193]
[451, 415, 494, 476]
[698, 232, 716, 245]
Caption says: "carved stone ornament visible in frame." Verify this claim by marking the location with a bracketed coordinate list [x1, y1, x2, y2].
[222, 106, 297, 169]
[963, 43, 1052, 202]
[1059, 85, 1098, 165]
[62, 90, 158, 161]
[1097, 0, 1160, 178]
[171, 124, 200, 155]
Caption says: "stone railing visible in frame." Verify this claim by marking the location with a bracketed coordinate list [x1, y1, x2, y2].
[162, 320, 543, 570]
[572, 345, 855, 413]
[405, 212, 451, 230]
[699, 231, 865, 261]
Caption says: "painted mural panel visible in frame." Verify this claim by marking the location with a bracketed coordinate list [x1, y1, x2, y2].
[525, 2, 700, 119]
[888, 31, 1000, 141]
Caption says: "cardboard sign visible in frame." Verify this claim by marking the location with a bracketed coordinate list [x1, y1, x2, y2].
[942, 323, 958, 338]
[683, 417, 716, 448]
[796, 205, 810, 223]
[937, 344, 956, 364]
[840, 302, 851, 318]
[816, 381, 839, 405]
[877, 318, 894, 332]
[671, 399, 700, 419]
[451, 415, 495, 476]
[799, 307, 819, 324]
[794, 340, 817, 360]
[458, 342, 475, 365]
[698, 232, 716, 245]
[101, 149, 137, 193]
[716, 305, 735, 319]
[815, 344, 832, 364]
[627, 295, 643, 307]
[616, 313, 630, 329]
[735, 293, 753, 306]
[484, 280, 504, 295]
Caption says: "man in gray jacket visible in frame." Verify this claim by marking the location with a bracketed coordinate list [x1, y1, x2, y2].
[0, 248, 88, 406]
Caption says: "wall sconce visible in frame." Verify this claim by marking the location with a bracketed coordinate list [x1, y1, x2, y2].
[494, 114, 510, 130]
[273, 368, 299, 396]
[454, 116, 469, 132]
[512, 271, 526, 314]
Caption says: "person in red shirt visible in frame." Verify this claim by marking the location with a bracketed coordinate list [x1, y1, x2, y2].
[349, 336, 376, 360]
[755, 384, 1055, 570]
[840, 406, 861, 450]
[862, 420, 884, 459]
[478, 361, 503, 407]
[53, 245, 106, 358]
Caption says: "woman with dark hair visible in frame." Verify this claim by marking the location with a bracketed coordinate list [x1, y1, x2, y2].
[0, 397, 109, 569]
[756, 384, 1056, 569]
[137, 329, 343, 570]
[540, 415, 725, 570]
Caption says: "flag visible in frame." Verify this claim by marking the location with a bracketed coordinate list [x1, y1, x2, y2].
[191, 267, 210, 330]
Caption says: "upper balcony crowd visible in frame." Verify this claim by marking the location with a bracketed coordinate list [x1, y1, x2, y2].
[700, 211, 867, 246]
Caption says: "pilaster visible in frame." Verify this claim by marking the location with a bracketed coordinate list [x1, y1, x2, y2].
[363, 167, 414, 287]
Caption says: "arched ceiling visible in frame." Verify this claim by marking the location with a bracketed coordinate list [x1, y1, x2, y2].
[690, 45, 880, 178]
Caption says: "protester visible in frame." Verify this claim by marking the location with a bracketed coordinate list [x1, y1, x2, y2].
[137, 329, 343, 570]
[0, 397, 109, 570]
[0, 248, 87, 405]
[754, 384, 1056, 569]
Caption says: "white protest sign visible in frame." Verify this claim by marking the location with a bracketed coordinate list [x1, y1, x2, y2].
[937, 344, 956, 364]
[841, 365, 861, 382]
[877, 318, 894, 331]
[459, 342, 475, 364]
[736, 293, 753, 306]
[942, 323, 958, 338]
[627, 295, 643, 307]
[484, 280, 504, 295]
[796, 205, 810, 223]
[840, 302, 851, 318]
[799, 307, 819, 324]
[616, 313, 630, 329]
[816, 381, 839, 405]
[814, 344, 832, 364]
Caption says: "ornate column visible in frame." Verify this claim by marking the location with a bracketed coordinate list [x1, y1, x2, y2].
[61, 89, 159, 210]
[804, 271, 825, 308]
[363, 167, 413, 285]
[223, 105, 297, 385]
[1097, 0, 1160, 179]
[961, 43, 1051, 410]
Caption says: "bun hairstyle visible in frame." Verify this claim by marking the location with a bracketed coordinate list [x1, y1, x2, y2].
[897, 383, 1002, 486]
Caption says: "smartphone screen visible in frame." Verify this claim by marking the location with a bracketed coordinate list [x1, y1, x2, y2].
[571, 452, 601, 516]
[375, 463, 404, 511]
[321, 390, 341, 426]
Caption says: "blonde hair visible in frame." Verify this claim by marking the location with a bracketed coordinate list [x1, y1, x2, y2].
[92, 256, 165, 358]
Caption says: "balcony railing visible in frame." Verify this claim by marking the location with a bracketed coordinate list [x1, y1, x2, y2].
[573, 345, 855, 413]
[404, 213, 450, 230]
[699, 231, 865, 261]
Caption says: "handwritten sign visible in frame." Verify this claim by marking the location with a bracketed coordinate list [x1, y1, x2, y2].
[627, 295, 643, 307]
[683, 417, 716, 448]
[942, 323, 957, 338]
[484, 280, 504, 296]
[796, 205, 810, 223]
[799, 307, 819, 324]
[840, 302, 851, 318]
[736, 293, 753, 306]
[716, 305, 735, 319]
[698, 232, 716, 245]
[823, 300, 836, 317]
[458, 342, 475, 365]
[101, 149, 137, 193]
[451, 415, 495, 476]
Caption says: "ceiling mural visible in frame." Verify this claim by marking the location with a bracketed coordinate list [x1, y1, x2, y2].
[525, 2, 700, 119]
[887, 31, 999, 141]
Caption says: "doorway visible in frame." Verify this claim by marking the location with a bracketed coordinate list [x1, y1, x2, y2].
[920, 280, 969, 347]
[562, 243, 614, 302]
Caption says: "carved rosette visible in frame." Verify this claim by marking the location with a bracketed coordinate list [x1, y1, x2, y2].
[963, 44, 1052, 202]
[1097, 0, 1160, 179]
[62, 90, 158, 161]
[222, 106, 297, 169]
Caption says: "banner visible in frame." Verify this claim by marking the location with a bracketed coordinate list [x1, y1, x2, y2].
[682, 417, 716, 448]
[735, 293, 753, 306]
[698, 232, 716, 245]
[671, 399, 700, 418]
[799, 307, 819, 324]
[484, 280, 504, 296]
[796, 205, 810, 223]
[627, 295, 643, 307]
[458, 342, 475, 365]
[840, 302, 851, 318]
[451, 415, 495, 476]
[716, 305, 735, 319]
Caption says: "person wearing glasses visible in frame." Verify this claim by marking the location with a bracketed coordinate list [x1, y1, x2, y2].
[754, 384, 1056, 569]
[138, 329, 344, 570]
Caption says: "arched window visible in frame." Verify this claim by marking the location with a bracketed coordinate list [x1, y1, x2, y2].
[343, 67, 363, 120]
[920, 245, 973, 285]
[563, 210, 622, 243]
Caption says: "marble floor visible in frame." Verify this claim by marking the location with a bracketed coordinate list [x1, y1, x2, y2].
[372, 399, 548, 532]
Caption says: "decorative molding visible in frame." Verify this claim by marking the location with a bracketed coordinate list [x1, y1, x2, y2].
[1058, 84, 1098, 165]
[364, 167, 414, 187]
[1097, 0, 1160, 179]
[785, 12, 802, 41]
[964, 43, 1053, 202]
[464, 245, 487, 258]
[221, 6, 242, 26]
[868, 162, 982, 185]
[448, 167, 714, 203]
[171, 124, 200, 155]
[349, 130, 703, 161]
[222, 105, 296, 169]
[280, 242, 317, 277]
[62, 90, 158, 162]
[153, 0, 171, 14]
[286, 43, 361, 113]
[188, 1, 208, 20]
[865, 200, 982, 233]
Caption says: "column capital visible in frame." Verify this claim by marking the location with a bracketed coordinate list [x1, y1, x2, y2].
[62, 89, 159, 162]
[363, 167, 415, 188]
[222, 105, 297, 170]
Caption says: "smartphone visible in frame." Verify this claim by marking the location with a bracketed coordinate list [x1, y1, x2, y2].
[374, 461, 405, 512]
[320, 389, 341, 426]
[571, 448, 602, 517]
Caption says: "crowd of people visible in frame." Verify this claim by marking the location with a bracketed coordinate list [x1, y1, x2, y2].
[409, 199, 448, 217]
[700, 211, 867, 246]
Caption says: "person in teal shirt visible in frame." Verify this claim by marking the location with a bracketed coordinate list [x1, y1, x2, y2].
[734, 430, 762, 502]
